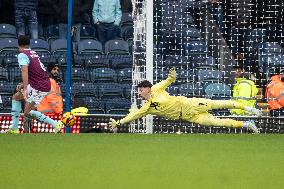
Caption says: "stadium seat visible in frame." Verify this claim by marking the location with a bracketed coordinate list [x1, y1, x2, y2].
[72, 82, 98, 98]
[179, 83, 204, 97]
[167, 85, 180, 96]
[164, 55, 190, 68]
[0, 81, 15, 95]
[183, 27, 201, 40]
[80, 25, 96, 40]
[105, 98, 131, 114]
[204, 83, 231, 99]
[50, 39, 67, 56]
[191, 56, 217, 70]
[196, 69, 223, 83]
[244, 28, 267, 42]
[117, 68, 132, 83]
[8, 67, 21, 83]
[258, 42, 283, 55]
[184, 40, 208, 55]
[122, 83, 132, 99]
[176, 68, 195, 84]
[0, 94, 12, 113]
[0, 24, 17, 38]
[78, 39, 103, 55]
[109, 54, 132, 69]
[45, 24, 60, 43]
[83, 55, 109, 68]
[82, 96, 105, 114]
[0, 67, 9, 82]
[121, 25, 134, 41]
[3, 56, 18, 68]
[96, 83, 124, 99]
[71, 68, 91, 83]
[104, 39, 130, 55]
[30, 39, 50, 55]
[120, 12, 133, 27]
[155, 68, 168, 81]
[90, 68, 117, 83]
[0, 38, 18, 55]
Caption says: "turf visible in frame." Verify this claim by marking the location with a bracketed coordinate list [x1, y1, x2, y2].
[0, 134, 283, 189]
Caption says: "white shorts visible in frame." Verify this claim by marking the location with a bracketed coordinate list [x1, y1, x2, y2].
[24, 85, 49, 107]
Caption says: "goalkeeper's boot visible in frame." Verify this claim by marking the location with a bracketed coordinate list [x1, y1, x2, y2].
[5, 128, 20, 134]
[244, 120, 260, 134]
[54, 121, 64, 133]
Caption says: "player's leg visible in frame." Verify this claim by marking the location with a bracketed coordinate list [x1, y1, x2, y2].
[24, 86, 64, 133]
[209, 99, 262, 116]
[6, 91, 24, 133]
[187, 113, 259, 133]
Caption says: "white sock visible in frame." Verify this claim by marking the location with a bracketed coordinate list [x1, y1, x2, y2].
[244, 106, 253, 112]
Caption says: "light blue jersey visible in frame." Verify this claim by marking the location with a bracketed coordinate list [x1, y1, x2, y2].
[17, 52, 30, 67]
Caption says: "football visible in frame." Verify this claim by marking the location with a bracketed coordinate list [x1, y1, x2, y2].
[61, 112, 76, 127]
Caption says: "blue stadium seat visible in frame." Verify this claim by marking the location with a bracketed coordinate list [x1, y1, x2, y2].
[0, 67, 9, 82]
[176, 68, 195, 84]
[191, 56, 217, 70]
[204, 83, 231, 99]
[117, 68, 132, 83]
[183, 27, 201, 40]
[3, 56, 18, 68]
[0, 38, 18, 55]
[258, 42, 283, 55]
[90, 68, 117, 83]
[121, 12, 133, 27]
[167, 85, 180, 96]
[78, 39, 103, 55]
[196, 69, 223, 83]
[0, 81, 15, 95]
[164, 55, 190, 68]
[104, 39, 130, 55]
[105, 98, 131, 114]
[51, 39, 67, 56]
[0, 24, 17, 38]
[30, 39, 50, 55]
[0, 94, 12, 113]
[96, 83, 124, 99]
[8, 67, 21, 83]
[121, 25, 133, 41]
[72, 82, 98, 98]
[83, 55, 109, 68]
[81, 96, 105, 114]
[122, 83, 132, 99]
[155, 68, 168, 81]
[71, 68, 91, 82]
[80, 25, 96, 40]
[179, 83, 204, 97]
[244, 28, 267, 42]
[184, 40, 208, 55]
[109, 54, 132, 69]
[45, 24, 60, 43]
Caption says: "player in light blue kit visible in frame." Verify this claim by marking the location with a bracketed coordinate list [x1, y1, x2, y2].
[6, 35, 64, 133]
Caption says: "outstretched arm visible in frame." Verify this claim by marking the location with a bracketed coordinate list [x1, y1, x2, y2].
[109, 102, 150, 128]
[151, 67, 176, 92]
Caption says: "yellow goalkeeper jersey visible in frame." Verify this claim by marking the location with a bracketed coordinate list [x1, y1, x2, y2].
[120, 75, 189, 124]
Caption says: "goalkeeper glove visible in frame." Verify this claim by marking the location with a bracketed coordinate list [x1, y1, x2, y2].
[109, 118, 121, 129]
[168, 67, 176, 82]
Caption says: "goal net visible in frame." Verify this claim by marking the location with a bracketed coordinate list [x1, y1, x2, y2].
[131, 0, 284, 133]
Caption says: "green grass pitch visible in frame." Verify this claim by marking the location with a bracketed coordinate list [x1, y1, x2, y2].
[0, 134, 283, 189]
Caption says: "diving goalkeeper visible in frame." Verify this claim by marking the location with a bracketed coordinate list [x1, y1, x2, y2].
[109, 68, 262, 133]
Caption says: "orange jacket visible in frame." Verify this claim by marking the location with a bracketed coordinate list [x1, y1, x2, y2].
[265, 75, 284, 110]
[37, 78, 63, 115]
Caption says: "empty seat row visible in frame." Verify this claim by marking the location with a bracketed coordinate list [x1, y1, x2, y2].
[0, 38, 131, 56]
